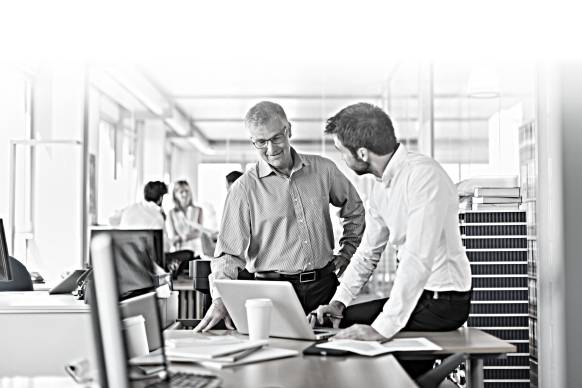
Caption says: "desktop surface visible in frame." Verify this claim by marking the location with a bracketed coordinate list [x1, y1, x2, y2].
[170, 331, 417, 388]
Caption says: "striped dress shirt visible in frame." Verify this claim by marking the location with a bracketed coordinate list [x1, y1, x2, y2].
[210, 148, 365, 298]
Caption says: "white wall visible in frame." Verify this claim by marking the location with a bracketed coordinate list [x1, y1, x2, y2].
[141, 119, 168, 188]
[536, 63, 582, 387]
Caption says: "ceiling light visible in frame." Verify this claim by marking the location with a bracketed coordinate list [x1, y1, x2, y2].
[467, 65, 500, 98]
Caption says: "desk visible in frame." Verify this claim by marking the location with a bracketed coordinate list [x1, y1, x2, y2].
[172, 335, 418, 388]
[0, 290, 178, 377]
[0, 291, 96, 377]
[0, 376, 84, 388]
[396, 328, 516, 388]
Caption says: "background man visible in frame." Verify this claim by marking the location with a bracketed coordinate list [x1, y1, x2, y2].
[195, 101, 365, 331]
[118, 181, 170, 250]
[225, 170, 243, 190]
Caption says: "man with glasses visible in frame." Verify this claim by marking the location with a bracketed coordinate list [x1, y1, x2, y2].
[195, 101, 365, 332]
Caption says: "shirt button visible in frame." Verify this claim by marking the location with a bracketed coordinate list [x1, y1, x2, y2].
[304, 241, 308, 244]
[299, 219, 303, 223]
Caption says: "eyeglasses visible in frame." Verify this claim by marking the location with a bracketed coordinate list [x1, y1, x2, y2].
[250, 127, 288, 149]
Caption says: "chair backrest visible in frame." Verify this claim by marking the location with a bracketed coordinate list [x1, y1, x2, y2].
[0, 257, 33, 292]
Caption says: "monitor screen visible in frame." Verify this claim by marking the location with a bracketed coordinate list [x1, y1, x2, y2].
[89, 228, 167, 299]
[89, 234, 169, 388]
[0, 219, 12, 281]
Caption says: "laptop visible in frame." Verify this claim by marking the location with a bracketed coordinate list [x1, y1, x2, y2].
[214, 279, 337, 341]
[89, 233, 221, 388]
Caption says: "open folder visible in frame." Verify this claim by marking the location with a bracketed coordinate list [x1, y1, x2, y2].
[315, 337, 442, 357]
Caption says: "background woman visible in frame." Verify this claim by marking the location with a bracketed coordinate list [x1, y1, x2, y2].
[166, 180, 205, 254]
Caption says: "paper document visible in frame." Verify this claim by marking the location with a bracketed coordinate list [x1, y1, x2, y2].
[165, 334, 244, 347]
[196, 347, 299, 369]
[316, 337, 441, 357]
[165, 339, 268, 360]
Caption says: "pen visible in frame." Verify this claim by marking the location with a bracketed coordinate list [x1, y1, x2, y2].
[214, 344, 265, 358]
[228, 345, 263, 361]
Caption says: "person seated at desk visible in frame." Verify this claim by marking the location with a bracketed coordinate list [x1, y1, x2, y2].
[194, 101, 366, 332]
[310, 103, 472, 377]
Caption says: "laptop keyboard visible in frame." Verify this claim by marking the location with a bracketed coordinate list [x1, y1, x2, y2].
[145, 372, 221, 388]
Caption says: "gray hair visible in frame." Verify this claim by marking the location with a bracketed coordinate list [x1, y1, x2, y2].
[244, 101, 288, 128]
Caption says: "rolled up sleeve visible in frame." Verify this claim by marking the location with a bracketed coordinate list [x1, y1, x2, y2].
[333, 202, 389, 307]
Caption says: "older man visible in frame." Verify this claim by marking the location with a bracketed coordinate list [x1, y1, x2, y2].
[195, 101, 365, 332]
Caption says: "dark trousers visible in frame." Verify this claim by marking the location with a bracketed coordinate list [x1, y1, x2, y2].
[289, 272, 339, 314]
[340, 290, 472, 378]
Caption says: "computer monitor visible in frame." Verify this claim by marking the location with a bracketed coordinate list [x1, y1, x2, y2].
[0, 219, 12, 281]
[89, 233, 219, 388]
[89, 228, 167, 299]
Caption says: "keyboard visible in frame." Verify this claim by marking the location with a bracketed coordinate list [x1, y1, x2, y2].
[146, 372, 221, 388]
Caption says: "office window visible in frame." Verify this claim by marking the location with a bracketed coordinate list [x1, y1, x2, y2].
[97, 120, 139, 225]
[197, 163, 242, 230]
[432, 62, 535, 182]
[0, 67, 32, 262]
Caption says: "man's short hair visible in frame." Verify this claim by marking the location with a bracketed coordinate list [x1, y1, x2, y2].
[324, 103, 397, 156]
[244, 101, 288, 128]
[144, 181, 168, 203]
[226, 171, 244, 185]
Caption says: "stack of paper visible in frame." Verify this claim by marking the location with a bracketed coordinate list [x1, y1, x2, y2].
[472, 186, 521, 210]
[163, 334, 299, 369]
[165, 338, 268, 360]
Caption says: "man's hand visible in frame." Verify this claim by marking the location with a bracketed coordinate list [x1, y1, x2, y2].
[332, 255, 350, 277]
[333, 324, 389, 341]
[193, 298, 234, 332]
[308, 300, 345, 329]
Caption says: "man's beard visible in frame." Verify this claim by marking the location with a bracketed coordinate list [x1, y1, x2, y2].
[351, 159, 372, 175]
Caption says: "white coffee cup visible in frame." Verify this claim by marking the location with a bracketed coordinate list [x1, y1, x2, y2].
[245, 298, 273, 341]
[122, 314, 149, 358]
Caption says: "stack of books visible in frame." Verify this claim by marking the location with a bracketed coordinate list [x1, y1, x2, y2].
[471, 187, 521, 211]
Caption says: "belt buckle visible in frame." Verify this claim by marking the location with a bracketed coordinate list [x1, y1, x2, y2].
[299, 271, 316, 283]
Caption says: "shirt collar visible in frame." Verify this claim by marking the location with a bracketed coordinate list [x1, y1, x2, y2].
[380, 143, 407, 187]
[143, 200, 161, 209]
[257, 147, 307, 178]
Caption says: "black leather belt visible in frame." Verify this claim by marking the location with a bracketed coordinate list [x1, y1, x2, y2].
[254, 262, 335, 284]
[421, 289, 472, 301]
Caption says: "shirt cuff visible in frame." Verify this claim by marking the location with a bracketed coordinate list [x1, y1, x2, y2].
[208, 273, 221, 300]
[371, 314, 400, 340]
[332, 283, 356, 307]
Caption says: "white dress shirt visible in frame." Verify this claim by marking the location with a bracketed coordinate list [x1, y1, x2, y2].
[333, 144, 472, 339]
[119, 201, 170, 251]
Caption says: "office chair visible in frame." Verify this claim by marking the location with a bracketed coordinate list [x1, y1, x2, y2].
[416, 352, 466, 388]
[165, 249, 196, 279]
[0, 256, 34, 292]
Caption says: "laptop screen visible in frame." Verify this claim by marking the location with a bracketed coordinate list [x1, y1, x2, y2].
[90, 233, 170, 388]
